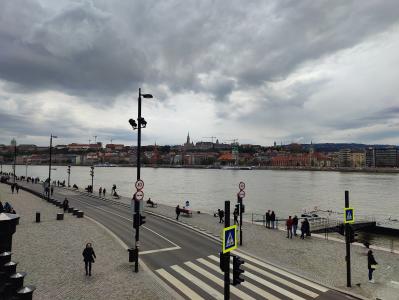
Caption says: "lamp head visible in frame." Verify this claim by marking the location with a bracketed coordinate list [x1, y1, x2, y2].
[129, 118, 138, 129]
[142, 94, 153, 99]
[140, 118, 147, 128]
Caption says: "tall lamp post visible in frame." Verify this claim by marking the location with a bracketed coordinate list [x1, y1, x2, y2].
[129, 88, 152, 273]
[67, 165, 71, 187]
[48, 134, 57, 200]
[11, 138, 17, 183]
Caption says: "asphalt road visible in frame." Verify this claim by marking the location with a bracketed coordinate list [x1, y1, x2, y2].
[14, 181, 359, 300]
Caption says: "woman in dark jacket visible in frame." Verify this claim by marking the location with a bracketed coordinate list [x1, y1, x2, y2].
[367, 250, 378, 283]
[82, 243, 96, 276]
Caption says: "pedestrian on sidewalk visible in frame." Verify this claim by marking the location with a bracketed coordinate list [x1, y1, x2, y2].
[266, 210, 271, 228]
[233, 207, 239, 225]
[300, 218, 310, 239]
[286, 216, 293, 239]
[292, 215, 298, 236]
[367, 250, 378, 283]
[218, 209, 225, 223]
[270, 211, 276, 229]
[99, 187, 102, 197]
[62, 198, 69, 212]
[82, 243, 96, 276]
[11, 183, 15, 194]
[176, 205, 181, 220]
[51, 186, 54, 196]
[103, 188, 106, 197]
[15, 184, 19, 194]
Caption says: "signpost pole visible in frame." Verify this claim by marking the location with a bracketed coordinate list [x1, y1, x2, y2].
[238, 196, 243, 246]
[345, 190, 351, 287]
[224, 200, 230, 300]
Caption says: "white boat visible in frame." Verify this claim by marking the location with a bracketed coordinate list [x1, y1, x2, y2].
[93, 163, 117, 167]
[221, 166, 252, 170]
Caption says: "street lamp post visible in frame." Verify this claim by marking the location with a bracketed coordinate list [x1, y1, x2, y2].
[129, 88, 152, 273]
[67, 165, 71, 187]
[11, 139, 17, 183]
[48, 134, 57, 200]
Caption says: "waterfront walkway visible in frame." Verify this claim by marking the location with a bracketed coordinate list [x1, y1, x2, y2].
[0, 184, 175, 300]
[81, 189, 399, 300]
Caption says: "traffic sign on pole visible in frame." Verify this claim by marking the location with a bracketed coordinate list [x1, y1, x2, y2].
[135, 179, 144, 190]
[239, 181, 245, 190]
[238, 190, 245, 198]
[344, 207, 355, 224]
[134, 190, 144, 201]
[222, 225, 238, 254]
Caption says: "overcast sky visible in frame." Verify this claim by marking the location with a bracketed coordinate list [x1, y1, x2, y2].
[0, 0, 399, 147]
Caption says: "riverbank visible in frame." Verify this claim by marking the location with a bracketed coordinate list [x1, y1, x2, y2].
[3, 164, 399, 173]
[0, 184, 176, 300]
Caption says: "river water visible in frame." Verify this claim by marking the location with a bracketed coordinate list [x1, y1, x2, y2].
[3, 165, 399, 221]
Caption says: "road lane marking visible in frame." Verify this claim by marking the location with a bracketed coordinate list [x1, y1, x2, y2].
[156, 269, 204, 300]
[185, 261, 256, 300]
[66, 195, 181, 251]
[196, 258, 280, 300]
[235, 252, 329, 293]
[171, 265, 224, 300]
[208, 255, 319, 298]
[141, 246, 181, 255]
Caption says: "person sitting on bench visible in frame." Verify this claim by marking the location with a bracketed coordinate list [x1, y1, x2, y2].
[146, 198, 156, 207]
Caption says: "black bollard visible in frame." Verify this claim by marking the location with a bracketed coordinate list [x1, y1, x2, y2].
[17, 285, 36, 300]
[35, 212, 40, 223]
[56, 213, 64, 221]
[0, 213, 20, 253]
[77, 211, 84, 218]
[0, 252, 12, 271]
[67, 207, 74, 213]
[72, 209, 79, 216]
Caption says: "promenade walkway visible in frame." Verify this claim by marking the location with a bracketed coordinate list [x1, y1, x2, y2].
[0, 184, 175, 300]
[87, 191, 398, 300]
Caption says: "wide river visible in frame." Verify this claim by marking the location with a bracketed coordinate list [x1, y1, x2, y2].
[2, 165, 398, 221]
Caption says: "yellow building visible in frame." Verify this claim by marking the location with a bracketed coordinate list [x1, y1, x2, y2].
[351, 151, 365, 168]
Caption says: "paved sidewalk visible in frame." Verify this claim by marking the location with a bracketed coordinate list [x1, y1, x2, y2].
[0, 184, 175, 300]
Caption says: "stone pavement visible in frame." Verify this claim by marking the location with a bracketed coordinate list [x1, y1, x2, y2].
[66, 188, 399, 299]
[0, 184, 176, 300]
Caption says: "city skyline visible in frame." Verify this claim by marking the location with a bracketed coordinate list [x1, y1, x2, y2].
[1, 1, 399, 146]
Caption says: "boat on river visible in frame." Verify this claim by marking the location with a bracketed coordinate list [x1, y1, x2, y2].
[93, 163, 117, 167]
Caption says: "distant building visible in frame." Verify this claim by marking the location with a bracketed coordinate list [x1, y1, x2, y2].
[105, 144, 125, 151]
[18, 144, 37, 152]
[365, 146, 398, 167]
[351, 151, 365, 168]
[183, 133, 195, 150]
[339, 149, 352, 167]
[67, 143, 102, 152]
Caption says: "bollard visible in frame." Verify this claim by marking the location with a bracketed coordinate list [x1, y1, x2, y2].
[9, 272, 26, 293]
[0, 252, 12, 271]
[56, 213, 64, 221]
[0, 213, 20, 253]
[72, 209, 79, 216]
[3, 261, 18, 277]
[35, 212, 40, 223]
[17, 285, 36, 300]
[76, 211, 84, 218]
[67, 207, 74, 213]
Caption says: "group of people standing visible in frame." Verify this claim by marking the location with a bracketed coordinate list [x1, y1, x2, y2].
[285, 215, 310, 239]
[98, 187, 106, 197]
[10, 183, 20, 194]
[265, 210, 276, 229]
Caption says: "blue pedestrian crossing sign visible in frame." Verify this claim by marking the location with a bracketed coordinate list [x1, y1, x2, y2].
[222, 225, 238, 253]
[344, 208, 355, 224]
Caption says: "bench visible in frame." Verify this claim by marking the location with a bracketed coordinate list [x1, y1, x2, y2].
[146, 200, 157, 208]
[180, 208, 192, 217]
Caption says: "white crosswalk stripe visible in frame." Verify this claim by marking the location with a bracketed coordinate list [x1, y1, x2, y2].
[171, 265, 224, 300]
[156, 268, 205, 300]
[155, 253, 329, 300]
[235, 251, 329, 293]
[208, 255, 319, 298]
[185, 261, 256, 300]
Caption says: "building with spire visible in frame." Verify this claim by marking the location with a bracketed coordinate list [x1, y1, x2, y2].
[183, 132, 195, 150]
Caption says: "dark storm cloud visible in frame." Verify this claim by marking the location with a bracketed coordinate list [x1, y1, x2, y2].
[1, 0, 398, 103]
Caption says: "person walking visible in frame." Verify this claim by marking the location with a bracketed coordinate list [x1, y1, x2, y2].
[270, 211, 276, 229]
[266, 210, 271, 228]
[15, 184, 19, 194]
[62, 198, 69, 212]
[233, 207, 239, 225]
[367, 250, 378, 283]
[103, 188, 106, 197]
[292, 215, 298, 236]
[82, 243, 96, 276]
[175, 205, 181, 220]
[50, 186, 54, 196]
[11, 183, 15, 194]
[99, 187, 102, 197]
[218, 209, 225, 223]
[286, 216, 293, 239]
[301, 218, 310, 239]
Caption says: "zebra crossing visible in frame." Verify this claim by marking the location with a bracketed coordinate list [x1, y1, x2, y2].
[155, 251, 330, 300]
